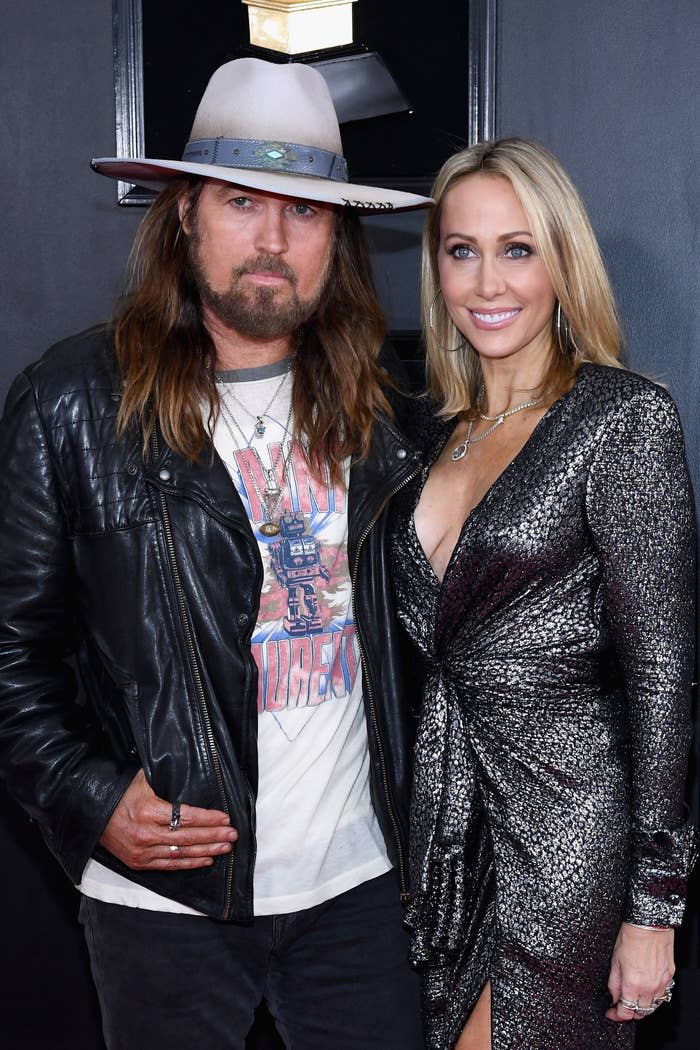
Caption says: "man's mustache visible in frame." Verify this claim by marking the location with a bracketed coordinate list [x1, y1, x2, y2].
[233, 255, 297, 286]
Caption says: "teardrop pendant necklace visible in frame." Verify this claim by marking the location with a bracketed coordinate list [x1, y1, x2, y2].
[451, 394, 544, 461]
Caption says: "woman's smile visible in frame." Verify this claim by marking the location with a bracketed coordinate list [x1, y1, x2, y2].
[468, 307, 523, 328]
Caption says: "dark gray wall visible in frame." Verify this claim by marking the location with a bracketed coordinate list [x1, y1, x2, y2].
[2, 1, 699, 1047]
[498, 0, 700, 458]
[497, 2, 700, 1047]
[0, 0, 141, 403]
[1, 6, 137, 1045]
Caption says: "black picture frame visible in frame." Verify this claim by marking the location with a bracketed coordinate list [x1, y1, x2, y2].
[111, 0, 498, 207]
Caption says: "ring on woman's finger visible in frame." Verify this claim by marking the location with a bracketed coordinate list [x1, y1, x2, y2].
[169, 844, 180, 855]
[633, 1005, 657, 1017]
[618, 997, 640, 1012]
[169, 801, 181, 831]
[652, 990, 673, 1006]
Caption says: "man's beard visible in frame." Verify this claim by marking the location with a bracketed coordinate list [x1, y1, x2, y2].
[188, 233, 332, 341]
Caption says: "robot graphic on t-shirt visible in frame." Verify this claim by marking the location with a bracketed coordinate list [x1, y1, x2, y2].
[270, 512, 331, 635]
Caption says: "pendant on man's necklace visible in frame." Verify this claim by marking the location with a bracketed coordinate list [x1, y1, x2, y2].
[263, 470, 281, 499]
[255, 416, 266, 438]
[260, 521, 280, 537]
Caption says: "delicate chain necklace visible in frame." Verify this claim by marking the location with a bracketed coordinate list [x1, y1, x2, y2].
[218, 395, 254, 450]
[218, 354, 295, 446]
[451, 394, 544, 461]
[242, 433, 296, 537]
[218, 393, 295, 536]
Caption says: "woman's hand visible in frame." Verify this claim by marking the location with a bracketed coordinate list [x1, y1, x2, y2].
[606, 922, 675, 1022]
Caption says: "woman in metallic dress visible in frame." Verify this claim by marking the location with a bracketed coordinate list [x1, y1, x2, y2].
[388, 139, 698, 1049]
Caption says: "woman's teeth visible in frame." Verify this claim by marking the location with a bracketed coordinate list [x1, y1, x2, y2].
[471, 309, 519, 324]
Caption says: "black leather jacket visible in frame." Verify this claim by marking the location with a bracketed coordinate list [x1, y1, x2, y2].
[0, 325, 421, 920]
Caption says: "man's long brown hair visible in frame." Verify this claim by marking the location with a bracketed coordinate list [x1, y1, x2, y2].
[113, 176, 392, 486]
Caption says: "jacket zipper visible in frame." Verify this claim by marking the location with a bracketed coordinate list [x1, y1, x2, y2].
[149, 431, 235, 919]
[351, 462, 421, 904]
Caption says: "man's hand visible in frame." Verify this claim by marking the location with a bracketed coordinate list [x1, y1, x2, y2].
[606, 922, 675, 1022]
[99, 769, 238, 870]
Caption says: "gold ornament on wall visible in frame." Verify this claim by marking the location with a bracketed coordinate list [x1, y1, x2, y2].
[242, 0, 358, 55]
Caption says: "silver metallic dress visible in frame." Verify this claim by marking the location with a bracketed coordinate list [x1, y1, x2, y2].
[389, 365, 698, 1050]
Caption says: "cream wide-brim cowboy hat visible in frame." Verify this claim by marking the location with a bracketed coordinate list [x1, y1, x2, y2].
[92, 57, 433, 212]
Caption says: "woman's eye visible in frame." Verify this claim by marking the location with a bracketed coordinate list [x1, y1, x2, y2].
[504, 242, 532, 259]
[293, 203, 314, 217]
[230, 196, 250, 207]
[447, 244, 475, 259]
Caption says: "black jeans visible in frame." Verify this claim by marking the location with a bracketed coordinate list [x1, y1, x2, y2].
[79, 870, 424, 1050]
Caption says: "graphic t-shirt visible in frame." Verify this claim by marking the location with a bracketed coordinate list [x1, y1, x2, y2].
[78, 358, 390, 915]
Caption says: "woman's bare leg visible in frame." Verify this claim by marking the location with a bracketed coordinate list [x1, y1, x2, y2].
[455, 981, 491, 1050]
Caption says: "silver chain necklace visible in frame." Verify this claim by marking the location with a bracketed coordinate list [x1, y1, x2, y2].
[241, 436, 297, 536]
[451, 394, 544, 461]
[218, 393, 295, 536]
[218, 356, 295, 446]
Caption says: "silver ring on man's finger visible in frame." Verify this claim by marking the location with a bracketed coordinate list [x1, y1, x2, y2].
[169, 844, 180, 854]
[169, 801, 181, 831]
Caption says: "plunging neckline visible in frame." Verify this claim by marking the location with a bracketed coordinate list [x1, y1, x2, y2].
[412, 371, 584, 585]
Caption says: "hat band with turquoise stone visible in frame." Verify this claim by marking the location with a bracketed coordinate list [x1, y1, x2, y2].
[182, 137, 349, 182]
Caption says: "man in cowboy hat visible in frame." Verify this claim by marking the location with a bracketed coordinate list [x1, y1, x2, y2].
[0, 59, 430, 1049]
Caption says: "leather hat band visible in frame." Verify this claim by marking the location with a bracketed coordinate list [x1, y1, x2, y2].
[182, 137, 349, 182]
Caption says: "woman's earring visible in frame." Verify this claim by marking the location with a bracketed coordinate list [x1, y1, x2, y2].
[428, 289, 466, 353]
[555, 301, 581, 357]
[556, 301, 570, 354]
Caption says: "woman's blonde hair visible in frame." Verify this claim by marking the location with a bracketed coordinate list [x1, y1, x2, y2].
[422, 138, 623, 416]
